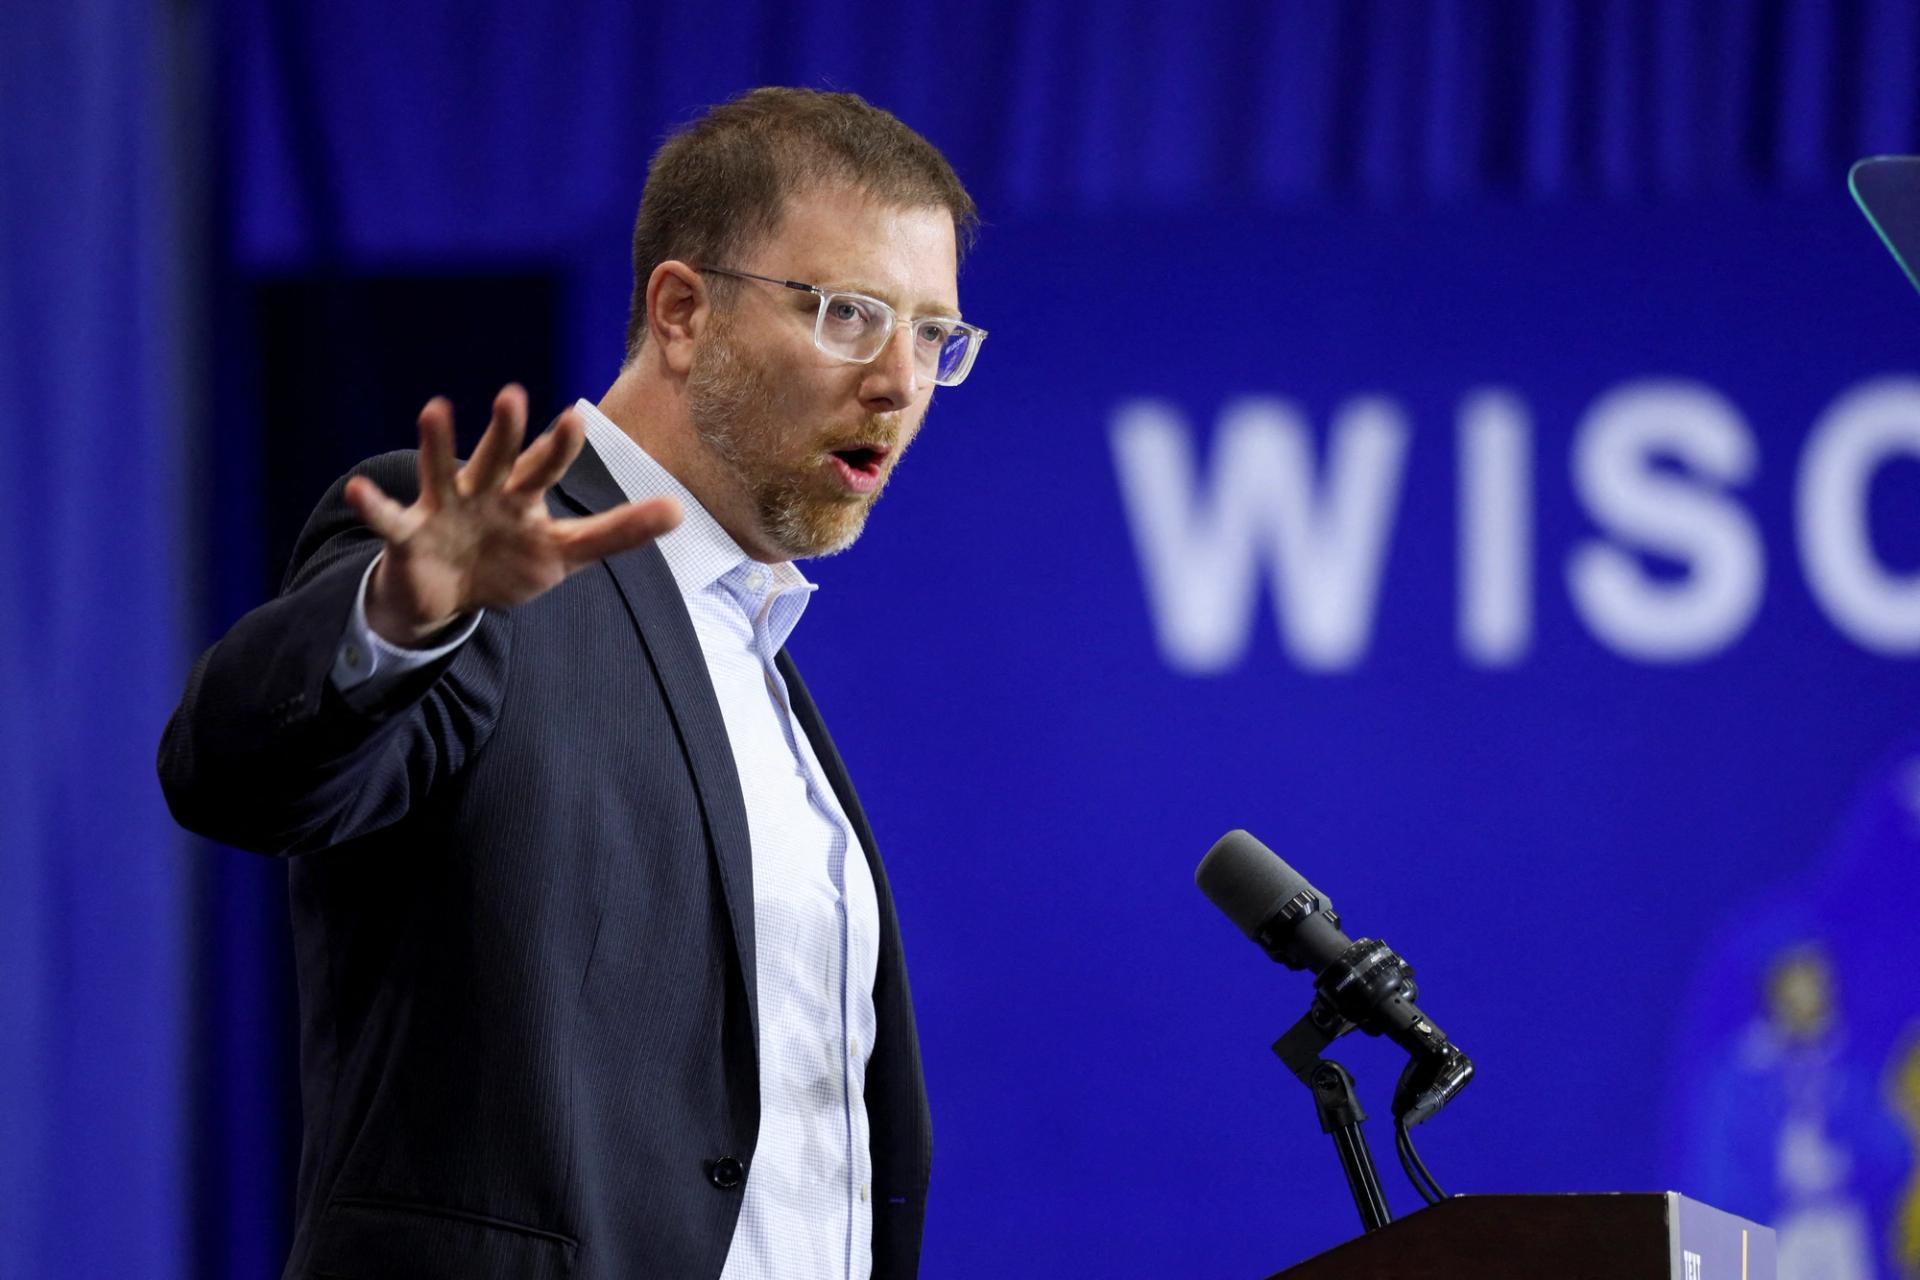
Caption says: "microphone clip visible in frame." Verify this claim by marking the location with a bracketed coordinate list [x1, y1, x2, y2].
[1272, 995, 1392, 1233]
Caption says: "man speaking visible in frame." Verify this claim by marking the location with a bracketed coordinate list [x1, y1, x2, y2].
[159, 87, 985, 1280]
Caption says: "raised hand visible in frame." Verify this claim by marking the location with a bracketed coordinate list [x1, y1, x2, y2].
[344, 384, 682, 645]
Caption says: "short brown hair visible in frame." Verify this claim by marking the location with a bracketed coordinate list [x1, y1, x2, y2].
[624, 87, 978, 361]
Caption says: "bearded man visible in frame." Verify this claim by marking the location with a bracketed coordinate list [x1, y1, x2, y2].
[159, 87, 985, 1280]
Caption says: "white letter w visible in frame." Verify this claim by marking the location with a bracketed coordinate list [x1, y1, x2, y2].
[1111, 397, 1410, 673]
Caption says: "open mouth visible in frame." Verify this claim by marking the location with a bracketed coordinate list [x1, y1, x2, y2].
[827, 443, 890, 493]
[830, 444, 888, 476]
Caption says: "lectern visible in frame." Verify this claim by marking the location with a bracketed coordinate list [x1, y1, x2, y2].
[1269, 1192, 1775, 1279]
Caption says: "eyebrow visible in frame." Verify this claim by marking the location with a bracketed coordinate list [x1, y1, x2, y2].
[820, 279, 963, 321]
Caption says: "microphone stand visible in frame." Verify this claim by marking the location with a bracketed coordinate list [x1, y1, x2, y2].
[1272, 995, 1391, 1233]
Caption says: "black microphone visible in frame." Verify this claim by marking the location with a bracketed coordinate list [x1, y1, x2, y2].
[1196, 829, 1473, 1125]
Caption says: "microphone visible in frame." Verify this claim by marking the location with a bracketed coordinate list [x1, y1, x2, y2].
[1196, 829, 1473, 1125]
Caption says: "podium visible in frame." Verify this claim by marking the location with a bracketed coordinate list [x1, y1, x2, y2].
[1269, 1193, 1776, 1279]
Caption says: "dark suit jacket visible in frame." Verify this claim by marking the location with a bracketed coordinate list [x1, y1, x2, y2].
[159, 444, 932, 1279]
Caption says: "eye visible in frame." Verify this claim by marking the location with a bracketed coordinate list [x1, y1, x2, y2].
[822, 294, 883, 334]
[915, 320, 956, 346]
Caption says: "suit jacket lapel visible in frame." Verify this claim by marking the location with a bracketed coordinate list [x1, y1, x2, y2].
[554, 440, 759, 1040]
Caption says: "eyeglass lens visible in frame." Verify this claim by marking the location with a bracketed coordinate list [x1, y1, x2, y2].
[819, 293, 977, 385]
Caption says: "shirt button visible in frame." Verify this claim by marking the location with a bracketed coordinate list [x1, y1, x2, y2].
[860, 1183, 871, 1203]
[340, 643, 365, 671]
[707, 1156, 746, 1190]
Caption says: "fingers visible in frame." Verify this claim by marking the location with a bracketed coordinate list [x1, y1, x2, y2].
[416, 397, 459, 507]
[554, 496, 684, 568]
[344, 475, 418, 542]
[505, 408, 586, 497]
[461, 383, 528, 496]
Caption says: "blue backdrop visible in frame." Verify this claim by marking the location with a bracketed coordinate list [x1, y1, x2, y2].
[7, 2, 1920, 1277]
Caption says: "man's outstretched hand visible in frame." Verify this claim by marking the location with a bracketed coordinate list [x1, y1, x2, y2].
[345, 385, 682, 646]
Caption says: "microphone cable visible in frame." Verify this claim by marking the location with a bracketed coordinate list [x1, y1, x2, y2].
[1394, 1115, 1447, 1206]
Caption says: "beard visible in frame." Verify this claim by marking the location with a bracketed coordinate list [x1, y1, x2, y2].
[686, 316, 908, 560]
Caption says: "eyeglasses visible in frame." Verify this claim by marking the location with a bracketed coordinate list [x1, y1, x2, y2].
[698, 265, 987, 387]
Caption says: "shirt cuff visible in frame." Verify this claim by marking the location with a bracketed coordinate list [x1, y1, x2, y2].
[330, 552, 484, 695]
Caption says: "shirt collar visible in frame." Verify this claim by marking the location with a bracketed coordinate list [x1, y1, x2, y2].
[574, 398, 816, 608]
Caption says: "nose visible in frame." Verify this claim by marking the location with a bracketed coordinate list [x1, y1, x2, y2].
[858, 324, 922, 413]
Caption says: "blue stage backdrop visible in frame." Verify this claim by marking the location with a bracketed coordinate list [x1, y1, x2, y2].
[797, 195, 1920, 1275]
[10, 3, 1920, 1278]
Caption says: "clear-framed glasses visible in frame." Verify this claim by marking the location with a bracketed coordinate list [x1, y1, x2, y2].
[698, 265, 987, 387]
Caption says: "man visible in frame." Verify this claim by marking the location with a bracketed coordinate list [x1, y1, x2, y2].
[159, 87, 984, 1280]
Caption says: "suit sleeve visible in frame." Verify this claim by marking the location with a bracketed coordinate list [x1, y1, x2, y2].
[157, 450, 511, 855]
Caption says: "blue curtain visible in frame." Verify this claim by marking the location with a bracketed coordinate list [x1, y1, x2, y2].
[227, 0, 1920, 259]
[0, 1, 197, 1276]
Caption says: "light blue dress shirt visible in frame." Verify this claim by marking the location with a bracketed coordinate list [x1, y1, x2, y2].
[330, 402, 883, 1280]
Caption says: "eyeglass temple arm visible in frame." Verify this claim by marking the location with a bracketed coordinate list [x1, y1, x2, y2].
[700, 265, 817, 294]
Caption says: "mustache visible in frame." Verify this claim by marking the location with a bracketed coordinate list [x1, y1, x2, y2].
[819, 397, 930, 454]
[817, 418, 901, 451]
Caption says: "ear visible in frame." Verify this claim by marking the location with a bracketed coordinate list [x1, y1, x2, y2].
[646, 261, 707, 376]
